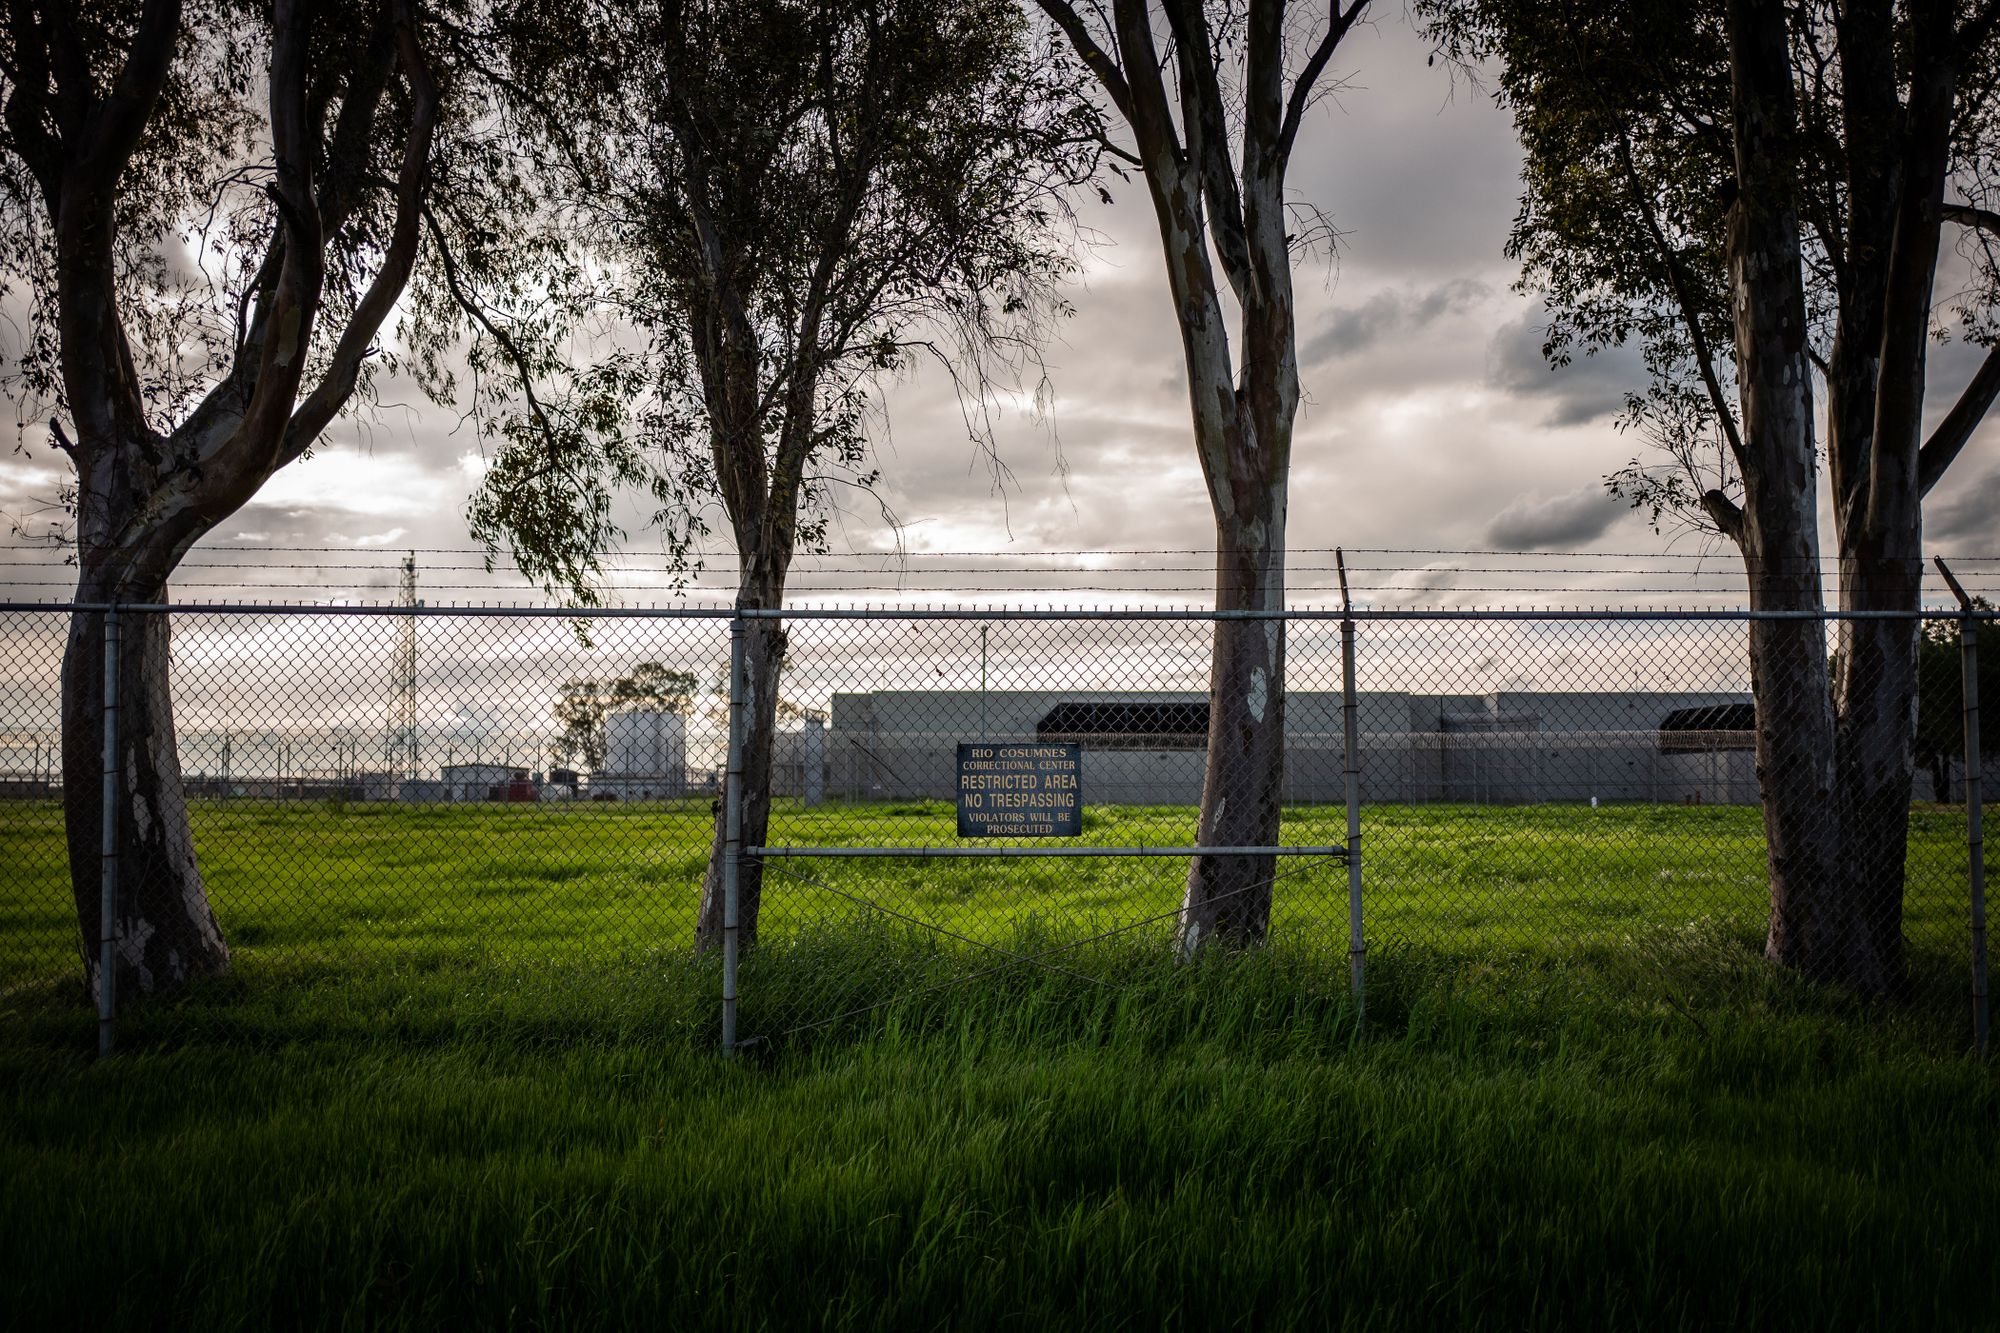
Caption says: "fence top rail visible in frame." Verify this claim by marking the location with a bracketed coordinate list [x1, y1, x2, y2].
[3, 601, 1996, 623]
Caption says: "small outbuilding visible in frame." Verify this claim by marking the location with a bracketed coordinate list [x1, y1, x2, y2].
[440, 763, 534, 802]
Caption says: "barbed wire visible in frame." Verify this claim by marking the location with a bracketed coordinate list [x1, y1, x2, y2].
[7, 560, 1982, 579]
[5, 542, 1995, 562]
[5, 575, 1995, 588]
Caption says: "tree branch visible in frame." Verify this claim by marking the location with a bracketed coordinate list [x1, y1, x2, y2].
[281, 0, 442, 463]
[1160, 0, 1249, 305]
[1095, 132, 1142, 168]
[227, 0, 327, 468]
[1108, 0, 1186, 173]
[313, 6, 399, 236]
[1917, 341, 2000, 497]
[1864, 0, 1957, 500]
[68, 0, 182, 192]
[1032, 0, 1136, 123]
[1942, 200, 2000, 236]
[3, 0, 65, 202]
[1277, 1, 1368, 162]
[1616, 127, 1747, 474]
[1700, 488, 1746, 545]
[1960, 0, 2000, 54]
[417, 205, 558, 447]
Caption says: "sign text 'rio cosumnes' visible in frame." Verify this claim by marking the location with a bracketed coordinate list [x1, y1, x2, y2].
[955, 742, 1082, 837]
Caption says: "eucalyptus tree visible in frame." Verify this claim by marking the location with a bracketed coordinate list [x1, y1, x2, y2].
[0, 0, 480, 995]
[1032, 0, 1368, 950]
[1421, 0, 2000, 991]
[461, 0, 1099, 946]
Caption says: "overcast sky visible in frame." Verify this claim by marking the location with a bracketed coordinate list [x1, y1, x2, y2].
[2, 9, 1995, 609]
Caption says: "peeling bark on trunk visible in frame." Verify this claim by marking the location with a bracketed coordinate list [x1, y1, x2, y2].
[1723, 0, 1848, 984]
[1829, 542, 1921, 995]
[63, 589, 229, 1000]
[1180, 492, 1287, 950]
[1741, 559, 1841, 979]
[696, 583, 786, 951]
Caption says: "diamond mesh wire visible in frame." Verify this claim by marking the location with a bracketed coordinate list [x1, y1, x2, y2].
[0, 604, 1989, 1048]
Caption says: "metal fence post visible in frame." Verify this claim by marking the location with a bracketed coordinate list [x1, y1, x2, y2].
[97, 605, 121, 1060]
[721, 609, 746, 1056]
[1937, 558, 1987, 1059]
[1968, 611, 1988, 1060]
[1337, 552, 1365, 1023]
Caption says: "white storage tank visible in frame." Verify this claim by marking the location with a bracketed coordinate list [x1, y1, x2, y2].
[597, 708, 688, 799]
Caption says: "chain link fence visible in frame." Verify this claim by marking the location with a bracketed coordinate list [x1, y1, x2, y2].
[0, 601, 1990, 1053]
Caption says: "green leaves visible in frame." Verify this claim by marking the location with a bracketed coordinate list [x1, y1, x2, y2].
[1418, 1, 1745, 532]
[444, 0, 1103, 600]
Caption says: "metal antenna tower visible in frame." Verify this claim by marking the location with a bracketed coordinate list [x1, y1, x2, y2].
[390, 552, 420, 780]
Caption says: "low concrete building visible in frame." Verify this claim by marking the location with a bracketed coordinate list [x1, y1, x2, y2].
[826, 688, 1760, 806]
[768, 718, 829, 804]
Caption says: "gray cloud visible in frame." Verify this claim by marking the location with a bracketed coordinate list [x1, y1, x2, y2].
[1284, 24, 1528, 286]
[30, 11, 1903, 609]
[1302, 278, 1488, 366]
[1928, 466, 2000, 546]
[1485, 485, 1627, 551]
[1487, 312, 1648, 427]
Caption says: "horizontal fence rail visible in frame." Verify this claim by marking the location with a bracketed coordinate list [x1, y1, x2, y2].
[6, 602, 1990, 620]
[745, 846, 1352, 857]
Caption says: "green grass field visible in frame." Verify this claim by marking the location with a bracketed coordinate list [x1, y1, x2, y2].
[1, 797, 1978, 996]
[1, 800, 1994, 1329]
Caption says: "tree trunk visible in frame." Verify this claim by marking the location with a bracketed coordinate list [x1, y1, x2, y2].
[696, 574, 787, 950]
[1742, 559, 1843, 979]
[1179, 480, 1286, 951]
[62, 594, 229, 1001]
[1723, 0, 1850, 984]
[1827, 539, 1921, 995]
[1805, 0, 1955, 997]
[1035, 0, 1340, 951]
[1164, 155, 1300, 951]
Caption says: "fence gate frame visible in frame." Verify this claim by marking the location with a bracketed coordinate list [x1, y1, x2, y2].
[715, 604, 1367, 1055]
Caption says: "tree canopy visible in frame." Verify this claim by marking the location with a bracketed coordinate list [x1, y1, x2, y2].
[1420, 0, 2000, 537]
[445, 0, 1102, 600]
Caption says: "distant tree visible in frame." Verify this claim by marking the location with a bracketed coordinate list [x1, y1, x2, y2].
[1034, 0, 1368, 950]
[1420, 0, 2000, 992]
[1916, 600, 1998, 803]
[0, 0, 459, 997]
[461, 0, 1100, 948]
[549, 663, 698, 771]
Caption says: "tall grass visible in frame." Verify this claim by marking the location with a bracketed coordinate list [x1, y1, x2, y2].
[1, 800, 1993, 1328]
[2, 926, 1996, 1330]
